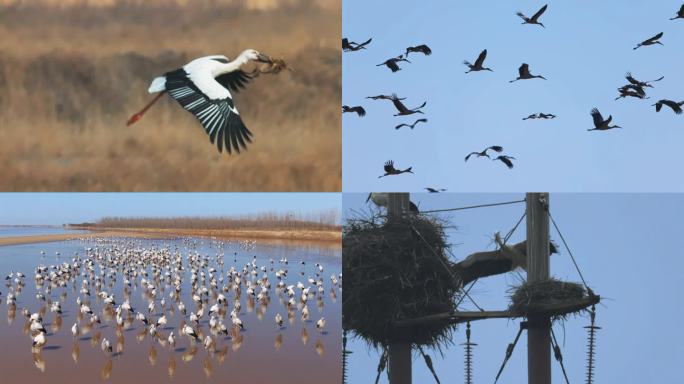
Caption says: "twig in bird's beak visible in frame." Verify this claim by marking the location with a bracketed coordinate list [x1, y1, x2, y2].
[256, 53, 272, 63]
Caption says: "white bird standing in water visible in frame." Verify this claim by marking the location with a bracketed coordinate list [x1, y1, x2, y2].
[316, 317, 326, 332]
[275, 313, 283, 328]
[32, 331, 47, 348]
[71, 322, 79, 337]
[168, 332, 176, 349]
[127, 51, 275, 154]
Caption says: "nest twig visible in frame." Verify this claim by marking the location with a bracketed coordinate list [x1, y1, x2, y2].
[248, 57, 293, 76]
[343, 213, 462, 350]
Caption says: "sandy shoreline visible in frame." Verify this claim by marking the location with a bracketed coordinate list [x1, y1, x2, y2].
[0, 227, 341, 248]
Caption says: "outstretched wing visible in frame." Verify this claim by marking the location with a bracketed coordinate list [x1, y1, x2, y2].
[532, 4, 548, 21]
[352, 106, 366, 116]
[645, 32, 664, 43]
[488, 145, 504, 153]
[384, 160, 396, 173]
[498, 156, 514, 169]
[391, 97, 409, 112]
[474, 49, 487, 67]
[165, 69, 252, 154]
[590, 108, 604, 127]
[662, 99, 683, 114]
[516, 11, 527, 21]
[215, 70, 252, 93]
[386, 60, 400, 72]
[416, 44, 432, 55]
[519, 63, 529, 77]
[356, 38, 373, 48]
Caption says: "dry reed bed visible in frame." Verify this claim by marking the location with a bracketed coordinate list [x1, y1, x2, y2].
[0, 2, 341, 191]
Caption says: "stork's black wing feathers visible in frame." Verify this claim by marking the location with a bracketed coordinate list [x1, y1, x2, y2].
[165, 69, 252, 155]
[215, 70, 252, 93]
[475, 49, 487, 67]
[532, 4, 548, 21]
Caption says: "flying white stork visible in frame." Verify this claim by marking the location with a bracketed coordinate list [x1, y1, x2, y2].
[127, 50, 273, 154]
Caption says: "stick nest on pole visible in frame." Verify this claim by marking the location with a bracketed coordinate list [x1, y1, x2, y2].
[509, 278, 588, 320]
[343, 214, 461, 349]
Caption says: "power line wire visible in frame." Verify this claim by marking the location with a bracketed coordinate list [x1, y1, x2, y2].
[420, 199, 526, 214]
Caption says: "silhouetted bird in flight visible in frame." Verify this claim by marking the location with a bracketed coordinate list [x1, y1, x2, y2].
[390, 94, 426, 116]
[366, 94, 404, 101]
[633, 32, 664, 50]
[377, 56, 411, 72]
[493, 156, 516, 169]
[342, 38, 372, 52]
[464, 49, 493, 73]
[523, 113, 556, 120]
[424, 188, 447, 193]
[405, 45, 432, 57]
[670, 4, 684, 20]
[510, 63, 547, 82]
[615, 85, 648, 101]
[395, 118, 428, 130]
[517, 4, 548, 28]
[378, 160, 413, 178]
[342, 105, 366, 117]
[625, 72, 664, 88]
[589, 108, 622, 131]
[465, 146, 504, 161]
[653, 99, 684, 115]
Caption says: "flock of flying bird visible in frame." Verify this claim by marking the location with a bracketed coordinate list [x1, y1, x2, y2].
[1, 238, 338, 377]
[344, 3, 684, 185]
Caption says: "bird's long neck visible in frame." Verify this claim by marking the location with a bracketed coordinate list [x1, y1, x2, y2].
[217, 54, 250, 75]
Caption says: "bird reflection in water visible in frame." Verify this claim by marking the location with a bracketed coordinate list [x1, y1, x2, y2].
[182, 345, 198, 363]
[8, 305, 16, 325]
[101, 358, 113, 380]
[231, 333, 244, 352]
[315, 339, 325, 357]
[91, 331, 102, 348]
[148, 345, 157, 366]
[167, 356, 176, 379]
[215, 345, 228, 364]
[202, 356, 213, 379]
[72, 341, 80, 363]
[301, 327, 309, 346]
[51, 314, 62, 333]
[32, 352, 45, 372]
[274, 333, 283, 351]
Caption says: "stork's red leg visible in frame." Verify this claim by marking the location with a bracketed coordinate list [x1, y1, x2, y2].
[126, 91, 166, 126]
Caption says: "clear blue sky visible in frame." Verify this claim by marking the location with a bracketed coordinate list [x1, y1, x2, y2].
[0, 193, 341, 225]
[343, 193, 684, 383]
[343, 1, 684, 192]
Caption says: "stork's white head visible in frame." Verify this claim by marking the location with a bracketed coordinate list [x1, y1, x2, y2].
[240, 49, 271, 64]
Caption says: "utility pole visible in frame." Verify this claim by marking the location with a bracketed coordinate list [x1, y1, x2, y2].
[526, 193, 551, 384]
[387, 193, 412, 384]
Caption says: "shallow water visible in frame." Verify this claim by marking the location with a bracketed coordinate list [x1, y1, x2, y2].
[0, 237, 341, 383]
[0, 226, 88, 238]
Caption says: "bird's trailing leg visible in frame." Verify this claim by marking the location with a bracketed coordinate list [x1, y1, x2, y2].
[127, 91, 166, 126]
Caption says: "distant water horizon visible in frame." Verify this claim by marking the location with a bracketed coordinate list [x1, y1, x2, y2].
[0, 225, 87, 238]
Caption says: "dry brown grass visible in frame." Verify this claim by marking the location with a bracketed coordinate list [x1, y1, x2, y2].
[0, 1, 340, 191]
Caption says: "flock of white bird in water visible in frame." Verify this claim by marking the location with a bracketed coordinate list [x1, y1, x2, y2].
[0, 238, 340, 377]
